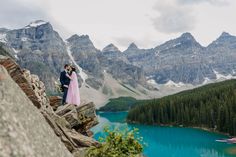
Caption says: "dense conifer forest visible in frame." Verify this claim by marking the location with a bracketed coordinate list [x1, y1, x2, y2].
[99, 97, 140, 112]
[127, 80, 236, 135]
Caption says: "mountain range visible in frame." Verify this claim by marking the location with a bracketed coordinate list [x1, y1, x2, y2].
[1, 20, 236, 106]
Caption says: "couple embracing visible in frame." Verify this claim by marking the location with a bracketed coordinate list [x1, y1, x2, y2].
[60, 64, 81, 106]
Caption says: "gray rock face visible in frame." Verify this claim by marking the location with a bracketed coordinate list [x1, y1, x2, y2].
[101, 44, 121, 59]
[0, 44, 12, 57]
[102, 43, 120, 52]
[0, 65, 73, 157]
[66, 34, 102, 79]
[67, 35, 148, 89]
[3, 20, 69, 90]
[101, 43, 129, 63]
[151, 33, 209, 84]
[124, 43, 140, 57]
[205, 32, 236, 75]
[124, 32, 236, 84]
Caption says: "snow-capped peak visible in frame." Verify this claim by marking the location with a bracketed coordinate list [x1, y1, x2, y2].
[26, 20, 48, 28]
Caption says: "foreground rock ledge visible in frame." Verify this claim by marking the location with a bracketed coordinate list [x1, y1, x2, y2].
[0, 55, 100, 157]
[0, 65, 73, 157]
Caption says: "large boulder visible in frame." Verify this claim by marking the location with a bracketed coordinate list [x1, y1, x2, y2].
[0, 55, 100, 157]
[49, 96, 62, 110]
[0, 55, 48, 108]
[0, 65, 73, 157]
[56, 103, 99, 135]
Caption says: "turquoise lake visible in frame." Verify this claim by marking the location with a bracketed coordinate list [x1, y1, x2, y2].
[91, 112, 236, 157]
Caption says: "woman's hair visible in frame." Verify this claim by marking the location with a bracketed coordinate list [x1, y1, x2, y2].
[71, 66, 76, 72]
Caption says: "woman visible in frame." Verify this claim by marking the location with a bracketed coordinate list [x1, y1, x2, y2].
[66, 66, 81, 106]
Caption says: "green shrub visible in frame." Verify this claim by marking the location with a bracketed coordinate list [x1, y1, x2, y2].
[86, 127, 143, 157]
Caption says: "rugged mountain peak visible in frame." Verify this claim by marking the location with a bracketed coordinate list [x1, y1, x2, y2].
[216, 32, 234, 41]
[179, 32, 195, 41]
[156, 32, 202, 51]
[102, 43, 121, 52]
[208, 32, 236, 48]
[25, 20, 49, 28]
[127, 42, 139, 50]
[220, 32, 232, 38]
[67, 34, 90, 41]
[66, 34, 97, 53]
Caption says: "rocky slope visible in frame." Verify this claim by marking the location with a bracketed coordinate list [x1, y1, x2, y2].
[0, 61, 73, 157]
[0, 55, 99, 157]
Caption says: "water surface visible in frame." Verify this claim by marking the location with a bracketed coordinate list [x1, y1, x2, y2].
[92, 112, 236, 157]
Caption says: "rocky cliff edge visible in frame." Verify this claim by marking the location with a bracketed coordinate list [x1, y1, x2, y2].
[0, 55, 100, 157]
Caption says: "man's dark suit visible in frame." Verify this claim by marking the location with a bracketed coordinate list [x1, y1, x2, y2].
[60, 70, 71, 104]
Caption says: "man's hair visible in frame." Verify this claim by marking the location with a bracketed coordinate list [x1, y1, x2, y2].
[64, 64, 69, 69]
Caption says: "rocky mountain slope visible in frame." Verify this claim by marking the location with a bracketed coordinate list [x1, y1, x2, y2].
[1, 20, 69, 90]
[124, 32, 236, 85]
[0, 65, 74, 157]
[0, 55, 99, 157]
[1, 20, 236, 106]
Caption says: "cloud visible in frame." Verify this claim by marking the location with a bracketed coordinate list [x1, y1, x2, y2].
[113, 37, 134, 48]
[0, 0, 49, 28]
[151, 1, 195, 34]
[177, 0, 230, 5]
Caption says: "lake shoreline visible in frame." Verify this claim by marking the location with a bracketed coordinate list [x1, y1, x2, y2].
[127, 120, 232, 137]
[98, 110, 232, 137]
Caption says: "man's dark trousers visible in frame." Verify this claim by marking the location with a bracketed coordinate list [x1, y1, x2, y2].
[60, 70, 71, 105]
[62, 87, 68, 105]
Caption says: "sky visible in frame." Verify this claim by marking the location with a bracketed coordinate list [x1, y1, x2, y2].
[0, 0, 236, 51]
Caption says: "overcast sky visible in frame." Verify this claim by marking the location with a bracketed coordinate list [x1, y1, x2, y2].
[0, 0, 235, 50]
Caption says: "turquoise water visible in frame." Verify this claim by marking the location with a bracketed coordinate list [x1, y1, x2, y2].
[91, 112, 236, 157]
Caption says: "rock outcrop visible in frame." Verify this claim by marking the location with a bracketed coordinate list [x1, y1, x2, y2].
[0, 55, 49, 109]
[0, 65, 73, 157]
[49, 96, 62, 110]
[0, 55, 99, 157]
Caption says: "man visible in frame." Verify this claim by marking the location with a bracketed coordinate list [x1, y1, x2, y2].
[60, 64, 71, 105]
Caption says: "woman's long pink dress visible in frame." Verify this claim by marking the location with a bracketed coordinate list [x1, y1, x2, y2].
[66, 71, 81, 106]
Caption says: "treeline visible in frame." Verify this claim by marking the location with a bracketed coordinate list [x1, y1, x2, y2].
[99, 97, 139, 112]
[127, 80, 236, 135]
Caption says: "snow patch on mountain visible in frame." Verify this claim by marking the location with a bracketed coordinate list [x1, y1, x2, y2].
[203, 77, 211, 84]
[164, 80, 185, 87]
[213, 70, 236, 80]
[25, 20, 48, 28]
[66, 42, 88, 82]
[21, 37, 28, 42]
[0, 33, 7, 43]
[173, 43, 181, 47]
[147, 79, 158, 86]
[12, 48, 20, 59]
